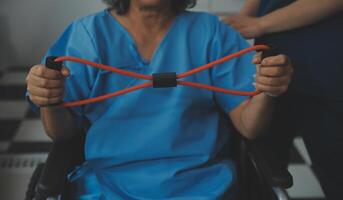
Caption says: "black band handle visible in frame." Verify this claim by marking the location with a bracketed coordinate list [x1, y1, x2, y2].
[153, 72, 177, 88]
[261, 45, 280, 59]
[45, 56, 63, 71]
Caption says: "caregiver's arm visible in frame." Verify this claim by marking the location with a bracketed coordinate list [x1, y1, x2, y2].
[26, 65, 80, 141]
[258, 0, 343, 34]
[229, 54, 293, 139]
[225, 0, 343, 39]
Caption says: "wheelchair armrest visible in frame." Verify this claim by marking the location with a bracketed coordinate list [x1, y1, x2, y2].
[35, 140, 75, 198]
[243, 139, 293, 189]
[34, 132, 85, 199]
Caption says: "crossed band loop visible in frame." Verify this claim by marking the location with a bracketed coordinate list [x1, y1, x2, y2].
[54, 45, 270, 108]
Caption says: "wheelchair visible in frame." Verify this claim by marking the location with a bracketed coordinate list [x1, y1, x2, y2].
[25, 127, 293, 200]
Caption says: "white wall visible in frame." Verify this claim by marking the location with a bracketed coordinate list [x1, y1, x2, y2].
[195, 0, 244, 13]
[0, 0, 105, 68]
[0, 0, 243, 68]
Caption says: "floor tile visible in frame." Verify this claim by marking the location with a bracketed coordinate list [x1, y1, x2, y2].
[8, 142, 52, 153]
[0, 153, 47, 200]
[13, 120, 51, 142]
[294, 137, 312, 165]
[0, 142, 10, 153]
[0, 120, 21, 141]
[0, 100, 28, 119]
[289, 145, 305, 164]
[287, 164, 325, 199]
[0, 85, 27, 100]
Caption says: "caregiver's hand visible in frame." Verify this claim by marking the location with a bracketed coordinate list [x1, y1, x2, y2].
[26, 65, 70, 107]
[223, 15, 264, 39]
[253, 54, 293, 97]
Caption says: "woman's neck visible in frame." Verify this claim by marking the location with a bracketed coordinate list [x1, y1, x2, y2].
[111, 2, 176, 61]
[125, 1, 175, 35]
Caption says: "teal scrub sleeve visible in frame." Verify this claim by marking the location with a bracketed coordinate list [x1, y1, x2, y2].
[26, 20, 100, 127]
[210, 20, 256, 113]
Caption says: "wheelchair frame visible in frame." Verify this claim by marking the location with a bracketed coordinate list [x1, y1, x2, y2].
[25, 129, 293, 200]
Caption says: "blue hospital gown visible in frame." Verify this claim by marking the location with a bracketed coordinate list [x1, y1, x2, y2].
[35, 10, 257, 200]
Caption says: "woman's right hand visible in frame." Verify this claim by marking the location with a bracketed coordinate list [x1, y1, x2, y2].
[26, 65, 70, 107]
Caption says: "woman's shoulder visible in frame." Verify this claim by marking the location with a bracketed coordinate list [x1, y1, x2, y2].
[70, 9, 109, 29]
[178, 11, 237, 38]
[62, 9, 119, 45]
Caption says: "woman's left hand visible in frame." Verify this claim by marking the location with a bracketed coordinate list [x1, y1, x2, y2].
[253, 54, 293, 97]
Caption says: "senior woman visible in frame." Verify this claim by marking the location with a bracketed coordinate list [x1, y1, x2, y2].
[26, 0, 292, 199]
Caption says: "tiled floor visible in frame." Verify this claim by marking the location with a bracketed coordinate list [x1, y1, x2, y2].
[0, 67, 326, 200]
[0, 67, 52, 200]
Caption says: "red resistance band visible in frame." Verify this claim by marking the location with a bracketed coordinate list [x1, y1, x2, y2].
[52, 45, 270, 108]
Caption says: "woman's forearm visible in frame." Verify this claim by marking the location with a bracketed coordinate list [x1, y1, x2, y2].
[260, 0, 343, 34]
[231, 93, 275, 139]
[41, 107, 80, 141]
[240, 0, 261, 16]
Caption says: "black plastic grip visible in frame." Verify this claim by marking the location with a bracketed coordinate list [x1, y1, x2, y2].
[46, 56, 62, 71]
[261, 45, 280, 59]
[153, 72, 177, 88]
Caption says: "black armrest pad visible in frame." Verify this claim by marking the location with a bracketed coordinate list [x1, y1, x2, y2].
[35, 132, 85, 197]
[244, 140, 293, 188]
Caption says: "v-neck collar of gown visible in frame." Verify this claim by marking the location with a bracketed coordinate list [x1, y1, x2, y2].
[106, 9, 182, 67]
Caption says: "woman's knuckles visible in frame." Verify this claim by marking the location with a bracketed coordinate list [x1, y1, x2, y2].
[31, 95, 62, 106]
[260, 67, 285, 76]
[274, 55, 288, 65]
[40, 88, 64, 98]
[28, 83, 64, 97]
[30, 65, 62, 79]
[256, 75, 290, 87]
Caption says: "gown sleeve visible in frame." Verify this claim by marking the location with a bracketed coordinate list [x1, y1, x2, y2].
[209, 19, 257, 113]
[26, 20, 100, 126]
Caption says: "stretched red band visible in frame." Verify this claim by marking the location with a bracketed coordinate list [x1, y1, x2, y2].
[55, 45, 270, 108]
